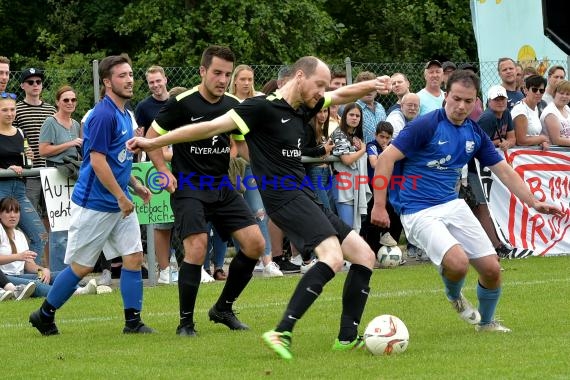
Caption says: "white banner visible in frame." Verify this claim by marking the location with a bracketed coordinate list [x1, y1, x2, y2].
[40, 168, 75, 232]
[480, 148, 570, 256]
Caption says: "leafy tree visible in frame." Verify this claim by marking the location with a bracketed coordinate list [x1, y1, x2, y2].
[116, 0, 343, 66]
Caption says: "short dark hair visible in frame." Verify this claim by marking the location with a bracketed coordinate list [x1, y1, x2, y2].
[200, 45, 235, 69]
[376, 121, 393, 136]
[497, 57, 515, 72]
[290, 56, 320, 78]
[524, 74, 546, 89]
[99, 55, 131, 81]
[445, 69, 480, 93]
[0, 56, 9, 65]
[331, 70, 346, 80]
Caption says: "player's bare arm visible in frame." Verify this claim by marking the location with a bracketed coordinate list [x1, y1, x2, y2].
[490, 160, 564, 216]
[328, 76, 392, 106]
[127, 113, 237, 152]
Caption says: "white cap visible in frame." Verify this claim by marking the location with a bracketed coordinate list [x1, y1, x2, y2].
[487, 85, 507, 100]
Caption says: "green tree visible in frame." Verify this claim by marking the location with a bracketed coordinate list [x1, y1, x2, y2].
[116, 0, 343, 66]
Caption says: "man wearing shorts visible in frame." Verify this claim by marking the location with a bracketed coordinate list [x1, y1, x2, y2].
[29, 55, 155, 336]
[371, 70, 562, 333]
[128, 56, 392, 359]
[145, 45, 265, 337]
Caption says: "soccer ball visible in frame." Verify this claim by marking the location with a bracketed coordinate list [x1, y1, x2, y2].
[377, 246, 402, 268]
[363, 314, 409, 355]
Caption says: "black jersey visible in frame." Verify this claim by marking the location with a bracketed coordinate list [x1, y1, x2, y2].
[229, 92, 331, 211]
[152, 86, 242, 193]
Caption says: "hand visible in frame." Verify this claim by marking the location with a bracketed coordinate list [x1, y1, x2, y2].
[70, 138, 83, 147]
[371, 205, 390, 228]
[20, 250, 37, 262]
[540, 140, 550, 151]
[8, 165, 24, 175]
[163, 171, 177, 194]
[126, 137, 159, 153]
[498, 140, 510, 151]
[118, 195, 135, 218]
[134, 183, 152, 204]
[323, 139, 335, 155]
[39, 268, 51, 284]
[375, 75, 392, 95]
[533, 201, 564, 217]
[135, 127, 145, 137]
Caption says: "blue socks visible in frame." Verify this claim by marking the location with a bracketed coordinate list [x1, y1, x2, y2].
[477, 282, 501, 325]
[441, 274, 465, 301]
[120, 268, 143, 311]
[46, 266, 81, 309]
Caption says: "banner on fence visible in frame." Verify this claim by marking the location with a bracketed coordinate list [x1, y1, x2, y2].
[41, 162, 173, 231]
[479, 148, 570, 256]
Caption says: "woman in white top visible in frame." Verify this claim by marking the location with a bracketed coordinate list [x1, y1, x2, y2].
[540, 80, 570, 147]
[512, 74, 549, 150]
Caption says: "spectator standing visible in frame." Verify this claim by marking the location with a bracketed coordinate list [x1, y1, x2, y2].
[542, 65, 566, 105]
[134, 65, 176, 284]
[540, 80, 570, 146]
[0, 56, 10, 92]
[385, 93, 420, 138]
[355, 71, 386, 143]
[38, 85, 82, 272]
[387, 73, 411, 114]
[442, 61, 456, 88]
[14, 68, 55, 264]
[29, 55, 155, 336]
[497, 58, 524, 110]
[418, 60, 445, 116]
[512, 75, 549, 149]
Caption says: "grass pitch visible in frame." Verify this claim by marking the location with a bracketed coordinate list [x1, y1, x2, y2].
[2, 256, 569, 379]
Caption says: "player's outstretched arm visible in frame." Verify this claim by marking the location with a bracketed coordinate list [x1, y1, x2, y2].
[328, 76, 392, 106]
[490, 160, 564, 216]
[127, 113, 238, 152]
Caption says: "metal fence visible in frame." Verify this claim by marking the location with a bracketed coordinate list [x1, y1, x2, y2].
[6, 59, 568, 119]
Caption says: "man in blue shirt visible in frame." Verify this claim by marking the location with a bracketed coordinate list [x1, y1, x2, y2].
[372, 70, 562, 333]
[29, 55, 155, 336]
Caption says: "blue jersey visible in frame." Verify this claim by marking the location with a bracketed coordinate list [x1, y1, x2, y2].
[391, 108, 502, 214]
[72, 96, 135, 212]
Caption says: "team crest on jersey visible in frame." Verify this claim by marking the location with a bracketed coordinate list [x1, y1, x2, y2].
[465, 140, 475, 154]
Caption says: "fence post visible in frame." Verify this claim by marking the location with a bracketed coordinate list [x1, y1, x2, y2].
[92, 60, 99, 106]
[344, 57, 352, 85]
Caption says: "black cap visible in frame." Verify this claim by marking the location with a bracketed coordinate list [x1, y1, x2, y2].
[458, 63, 478, 74]
[20, 68, 44, 83]
[442, 61, 457, 71]
[424, 60, 442, 69]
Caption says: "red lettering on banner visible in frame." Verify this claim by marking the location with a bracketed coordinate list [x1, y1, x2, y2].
[526, 177, 545, 202]
[529, 214, 547, 247]
[548, 176, 570, 201]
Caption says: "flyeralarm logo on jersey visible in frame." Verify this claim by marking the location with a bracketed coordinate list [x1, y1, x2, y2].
[147, 171, 422, 192]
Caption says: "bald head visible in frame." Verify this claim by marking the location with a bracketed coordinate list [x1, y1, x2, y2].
[400, 93, 420, 120]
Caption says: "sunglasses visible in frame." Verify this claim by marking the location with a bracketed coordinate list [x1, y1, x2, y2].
[0, 92, 16, 99]
[529, 87, 545, 94]
[24, 79, 42, 85]
[62, 98, 77, 103]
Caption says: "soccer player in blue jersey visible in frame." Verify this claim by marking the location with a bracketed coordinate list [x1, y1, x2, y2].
[29, 55, 155, 336]
[371, 69, 563, 333]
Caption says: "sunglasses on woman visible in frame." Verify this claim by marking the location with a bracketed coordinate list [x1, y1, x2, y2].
[61, 98, 77, 103]
[529, 87, 545, 94]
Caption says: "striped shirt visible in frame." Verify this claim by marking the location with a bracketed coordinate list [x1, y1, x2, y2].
[14, 101, 56, 167]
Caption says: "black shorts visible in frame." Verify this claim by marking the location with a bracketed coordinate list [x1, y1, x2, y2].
[171, 187, 256, 241]
[268, 192, 352, 256]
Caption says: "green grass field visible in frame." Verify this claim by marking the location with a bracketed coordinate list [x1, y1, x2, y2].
[3, 256, 570, 380]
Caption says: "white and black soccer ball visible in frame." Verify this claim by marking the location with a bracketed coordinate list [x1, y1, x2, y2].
[377, 246, 402, 268]
[363, 314, 409, 355]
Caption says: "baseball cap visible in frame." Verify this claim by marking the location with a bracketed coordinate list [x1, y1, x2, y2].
[20, 68, 44, 83]
[424, 60, 442, 69]
[458, 63, 478, 73]
[487, 85, 507, 100]
[442, 61, 456, 71]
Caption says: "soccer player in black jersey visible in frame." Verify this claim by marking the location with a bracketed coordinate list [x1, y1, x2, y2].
[128, 56, 391, 359]
[144, 46, 265, 337]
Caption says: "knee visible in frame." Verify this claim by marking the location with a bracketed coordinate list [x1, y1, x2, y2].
[478, 258, 502, 285]
[443, 252, 470, 279]
[243, 234, 265, 258]
[122, 252, 144, 270]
